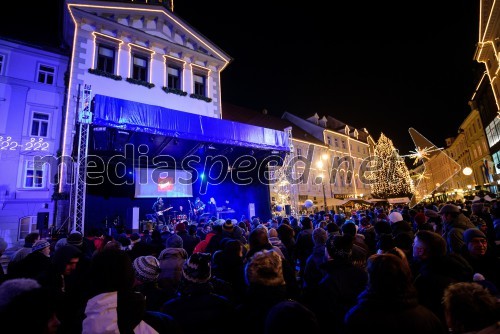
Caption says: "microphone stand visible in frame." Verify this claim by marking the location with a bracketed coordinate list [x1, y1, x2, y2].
[188, 200, 194, 223]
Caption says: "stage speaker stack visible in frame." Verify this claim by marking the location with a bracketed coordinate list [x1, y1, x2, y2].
[248, 203, 255, 219]
[92, 126, 109, 151]
[126, 207, 140, 232]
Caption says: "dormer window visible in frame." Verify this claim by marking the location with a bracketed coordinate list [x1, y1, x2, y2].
[345, 125, 349, 135]
[354, 129, 359, 139]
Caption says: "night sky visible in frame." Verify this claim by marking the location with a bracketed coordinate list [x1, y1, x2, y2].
[2, 0, 481, 155]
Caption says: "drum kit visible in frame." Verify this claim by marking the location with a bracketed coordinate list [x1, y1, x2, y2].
[170, 211, 187, 222]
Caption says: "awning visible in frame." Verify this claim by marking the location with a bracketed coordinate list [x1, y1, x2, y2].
[92, 95, 290, 155]
[386, 197, 411, 204]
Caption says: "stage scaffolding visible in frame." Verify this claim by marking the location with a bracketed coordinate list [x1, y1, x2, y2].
[71, 84, 92, 233]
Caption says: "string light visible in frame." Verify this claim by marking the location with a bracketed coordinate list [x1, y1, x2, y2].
[370, 133, 415, 199]
[402, 146, 443, 165]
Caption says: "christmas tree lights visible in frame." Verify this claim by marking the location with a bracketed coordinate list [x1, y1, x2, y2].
[370, 133, 415, 199]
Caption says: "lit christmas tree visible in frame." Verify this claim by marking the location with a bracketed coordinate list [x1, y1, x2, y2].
[370, 133, 415, 199]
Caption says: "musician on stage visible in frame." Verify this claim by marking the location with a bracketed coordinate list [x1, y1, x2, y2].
[207, 197, 217, 219]
[193, 197, 205, 220]
[152, 197, 171, 226]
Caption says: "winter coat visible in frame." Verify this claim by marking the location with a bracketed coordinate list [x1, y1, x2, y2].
[306, 258, 368, 334]
[413, 254, 473, 322]
[345, 290, 447, 334]
[83, 291, 178, 333]
[157, 247, 188, 295]
[161, 280, 236, 334]
[443, 214, 476, 254]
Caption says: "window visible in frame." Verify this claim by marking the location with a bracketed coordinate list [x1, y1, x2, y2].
[334, 138, 339, 147]
[477, 118, 481, 129]
[0, 54, 4, 75]
[327, 136, 331, 146]
[193, 73, 206, 96]
[18, 216, 38, 240]
[167, 65, 181, 89]
[97, 44, 116, 74]
[132, 54, 148, 82]
[296, 148, 302, 156]
[37, 64, 55, 84]
[31, 112, 49, 137]
[342, 140, 346, 149]
[24, 160, 44, 188]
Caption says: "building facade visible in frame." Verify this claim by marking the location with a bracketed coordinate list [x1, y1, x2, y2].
[282, 112, 374, 204]
[474, 0, 500, 190]
[0, 38, 69, 244]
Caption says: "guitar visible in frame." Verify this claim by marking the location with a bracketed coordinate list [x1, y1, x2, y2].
[156, 207, 173, 216]
[193, 204, 205, 215]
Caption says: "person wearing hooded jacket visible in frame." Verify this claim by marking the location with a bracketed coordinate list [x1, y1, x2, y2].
[82, 248, 179, 334]
[439, 204, 476, 254]
[345, 253, 446, 334]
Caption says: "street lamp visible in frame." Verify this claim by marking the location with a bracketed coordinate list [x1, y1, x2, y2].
[316, 160, 328, 212]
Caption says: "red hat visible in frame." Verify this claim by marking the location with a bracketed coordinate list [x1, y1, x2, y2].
[414, 212, 426, 225]
[175, 222, 186, 232]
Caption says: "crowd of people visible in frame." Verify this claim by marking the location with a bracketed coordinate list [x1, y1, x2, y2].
[0, 198, 499, 333]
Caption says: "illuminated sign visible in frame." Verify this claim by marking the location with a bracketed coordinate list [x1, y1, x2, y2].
[0, 136, 50, 151]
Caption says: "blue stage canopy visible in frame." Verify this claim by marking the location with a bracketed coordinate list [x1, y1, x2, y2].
[92, 95, 290, 152]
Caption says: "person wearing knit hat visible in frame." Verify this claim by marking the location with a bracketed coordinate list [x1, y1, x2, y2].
[302, 228, 329, 289]
[160, 254, 235, 334]
[245, 249, 285, 286]
[461, 228, 500, 291]
[463, 228, 487, 245]
[174, 222, 186, 233]
[67, 231, 83, 247]
[166, 233, 183, 249]
[222, 219, 234, 233]
[312, 227, 328, 246]
[0, 278, 60, 333]
[32, 239, 51, 254]
[133, 256, 161, 282]
[414, 212, 426, 226]
[182, 252, 212, 283]
[8, 239, 52, 279]
[388, 211, 404, 223]
[309, 235, 368, 333]
[424, 209, 439, 218]
[376, 233, 395, 253]
[268, 228, 279, 239]
[325, 234, 353, 260]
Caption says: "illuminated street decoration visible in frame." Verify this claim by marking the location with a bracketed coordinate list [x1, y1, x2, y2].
[408, 128, 460, 207]
[370, 133, 414, 199]
[403, 145, 443, 166]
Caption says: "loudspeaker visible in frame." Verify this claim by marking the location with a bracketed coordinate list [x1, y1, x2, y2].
[248, 203, 255, 219]
[285, 205, 291, 215]
[92, 126, 109, 151]
[126, 207, 140, 232]
[113, 130, 130, 152]
[37, 212, 49, 230]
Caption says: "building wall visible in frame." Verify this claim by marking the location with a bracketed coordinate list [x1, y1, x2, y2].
[57, 2, 230, 227]
[0, 38, 68, 246]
